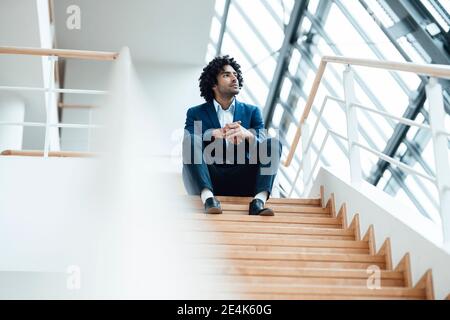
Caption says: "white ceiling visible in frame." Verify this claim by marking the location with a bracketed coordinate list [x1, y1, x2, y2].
[53, 0, 215, 65]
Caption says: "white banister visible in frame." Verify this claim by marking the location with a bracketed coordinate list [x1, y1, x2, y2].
[295, 127, 437, 198]
[303, 131, 330, 193]
[288, 160, 302, 197]
[288, 95, 344, 197]
[301, 123, 311, 195]
[352, 103, 432, 130]
[426, 77, 450, 248]
[354, 142, 436, 183]
[323, 55, 450, 79]
[285, 56, 450, 167]
[282, 55, 450, 250]
[0, 46, 118, 157]
[343, 66, 362, 186]
[44, 56, 56, 157]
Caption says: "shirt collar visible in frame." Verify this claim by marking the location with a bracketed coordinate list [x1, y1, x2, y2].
[214, 98, 235, 113]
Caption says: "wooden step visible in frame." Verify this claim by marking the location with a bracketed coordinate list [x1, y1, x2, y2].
[208, 275, 404, 287]
[188, 214, 343, 227]
[188, 196, 322, 206]
[188, 219, 343, 230]
[187, 234, 368, 249]
[221, 196, 322, 206]
[204, 265, 404, 280]
[195, 244, 369, 254]
[190, 209, 332, 218]
[204, 251, 386, 264]
[183, 193, 438, 299]
[204, 259, 385, 269]
[207, 265, 404, 287]
[241, 293, 423, 300]
[189, 230, 353, 241]
[193, 222, 355, 238]
[189, 203, 330, 214]
[228, 285, 426, 299]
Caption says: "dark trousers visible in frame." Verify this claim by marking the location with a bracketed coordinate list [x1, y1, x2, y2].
[182, 136, 281, 198]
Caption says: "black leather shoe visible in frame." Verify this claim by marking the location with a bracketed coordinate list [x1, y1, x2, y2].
[249, 199, 274, 216]
[204, 197, 222, 214]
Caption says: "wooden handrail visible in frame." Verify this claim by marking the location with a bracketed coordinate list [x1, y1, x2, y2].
[323, 56, 450, 79]
[0, 46, 118, 61]
[1, 150, 95, 157]
[58, 102, 96, 109]
[284, 56, 450, 167]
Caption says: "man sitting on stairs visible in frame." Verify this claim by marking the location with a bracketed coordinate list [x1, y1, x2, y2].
[182, 55, 282, 216]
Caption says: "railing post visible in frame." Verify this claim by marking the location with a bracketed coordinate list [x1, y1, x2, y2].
[426, 77, 450, 250]
[343, 65, 363, 185]
[87, 108, 93, 152]
[44, 56, 57, 158]
[301, 122, 312, 195]
[288, 160, 302, 198]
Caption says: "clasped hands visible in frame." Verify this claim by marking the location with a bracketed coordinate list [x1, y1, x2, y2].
[212, 121, 254, 145]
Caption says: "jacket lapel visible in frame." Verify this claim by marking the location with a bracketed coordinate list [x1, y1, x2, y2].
[233, 99, 242, 123]
[205, 101, 221, 129]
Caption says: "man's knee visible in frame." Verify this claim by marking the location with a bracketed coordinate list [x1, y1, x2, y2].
[182, 134, 203, 164]
[266, 137, 282, 156]
[257, 138, 282, 176]
[259, 137, 282, 159]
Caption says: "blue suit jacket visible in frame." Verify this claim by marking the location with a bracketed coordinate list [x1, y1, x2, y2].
[184, 100, 266, 163]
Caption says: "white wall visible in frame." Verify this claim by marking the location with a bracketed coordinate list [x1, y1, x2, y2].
[60, 58, 205, 175]
[135, 61, 205, 154]
[135, 61, 205, 177]
[0, 94, 25, 150]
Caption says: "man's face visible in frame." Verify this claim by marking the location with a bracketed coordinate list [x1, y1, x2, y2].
[212, 65, 240, 98]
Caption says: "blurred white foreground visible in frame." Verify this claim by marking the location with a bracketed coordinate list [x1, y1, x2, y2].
[0, 47, 231, 299]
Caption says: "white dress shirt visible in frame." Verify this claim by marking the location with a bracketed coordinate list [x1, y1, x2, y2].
[214, 99, 236, 163]
[214, 98, 235, 128]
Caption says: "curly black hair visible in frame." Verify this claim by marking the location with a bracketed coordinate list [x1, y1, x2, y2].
[199, 55, 244, 102]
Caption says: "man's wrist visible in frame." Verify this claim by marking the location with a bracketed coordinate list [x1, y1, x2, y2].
[246, 131, 255, 143]
[214, 128, 225, 139]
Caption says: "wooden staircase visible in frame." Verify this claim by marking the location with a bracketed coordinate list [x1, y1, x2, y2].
[185, 190, 436, 300]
